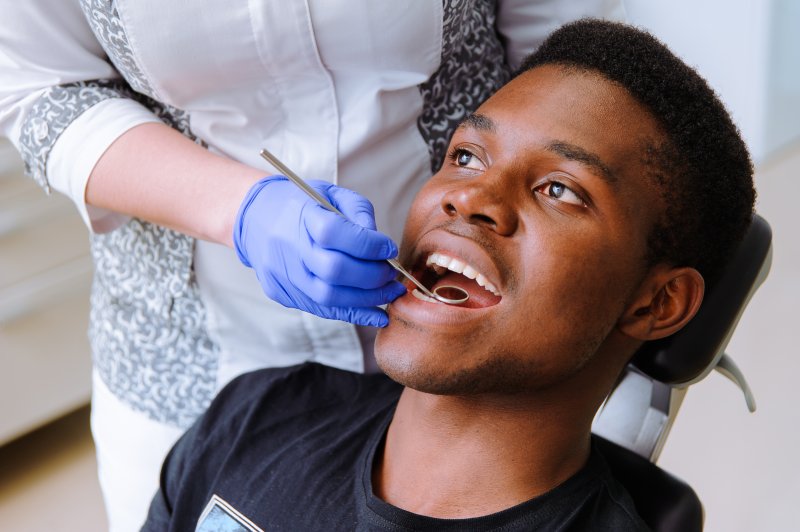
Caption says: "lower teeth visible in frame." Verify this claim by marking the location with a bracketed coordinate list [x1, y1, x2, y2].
[412, 288, 440, 304]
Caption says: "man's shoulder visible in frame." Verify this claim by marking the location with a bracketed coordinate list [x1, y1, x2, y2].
[587, 442, 653, 531]
[506, 441, 650, 531]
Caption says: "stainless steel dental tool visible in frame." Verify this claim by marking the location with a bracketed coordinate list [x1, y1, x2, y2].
[259, 149, 469, 305]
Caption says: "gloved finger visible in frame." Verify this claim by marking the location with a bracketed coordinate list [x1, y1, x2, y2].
[302, 245, 399, 288]
[316, 304, 392, 328]
[303, 204, 398, 260]
[323, 185, 378, 231]
[295, 272, 407, 308]
[255, 269, 393, 328]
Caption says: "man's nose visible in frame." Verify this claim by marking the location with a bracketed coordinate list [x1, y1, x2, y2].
[440, 181, 518, 236]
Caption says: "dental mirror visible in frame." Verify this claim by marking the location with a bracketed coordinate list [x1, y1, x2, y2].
[259, 148, 470, 306]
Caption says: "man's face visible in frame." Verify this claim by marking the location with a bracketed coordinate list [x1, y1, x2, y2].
[375, 65, 667, 395]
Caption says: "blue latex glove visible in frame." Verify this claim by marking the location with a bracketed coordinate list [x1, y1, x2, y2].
[233, 175, 406, 327]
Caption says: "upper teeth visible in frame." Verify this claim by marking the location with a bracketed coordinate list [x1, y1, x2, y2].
[426, 252, 500, 296]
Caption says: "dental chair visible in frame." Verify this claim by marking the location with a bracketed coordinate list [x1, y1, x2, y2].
[591, 213, 773, 531]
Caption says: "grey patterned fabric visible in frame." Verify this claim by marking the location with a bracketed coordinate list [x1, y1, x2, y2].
[418, 0, 511, 172]
[79, 0, 156, 98]
[89, 218, 217, 429]
[84, 90, 217, 427]
[84, 79, 217, 428]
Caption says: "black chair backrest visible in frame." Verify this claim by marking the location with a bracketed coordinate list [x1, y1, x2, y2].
[631, 214, 772, 385]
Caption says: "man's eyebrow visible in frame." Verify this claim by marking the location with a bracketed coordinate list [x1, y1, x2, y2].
[545, 141, 617, 184]
[457, 116, 617, 184]
[457, 113, 496, 132]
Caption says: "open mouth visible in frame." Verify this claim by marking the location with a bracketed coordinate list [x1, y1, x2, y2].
[409, 252, 502, 309]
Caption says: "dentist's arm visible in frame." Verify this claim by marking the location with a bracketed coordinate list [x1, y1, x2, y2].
[87, 122, 406, 327]
[86, 121, 258, 246]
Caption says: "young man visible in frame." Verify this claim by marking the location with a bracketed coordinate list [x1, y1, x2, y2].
[142, 19, 754, 531]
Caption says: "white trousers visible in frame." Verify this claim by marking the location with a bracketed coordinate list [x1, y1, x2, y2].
[90, 371, 185, 532]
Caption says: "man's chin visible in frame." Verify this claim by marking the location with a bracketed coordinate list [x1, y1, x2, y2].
[378, 340, 586, 403]
[374, 345, 528, 397]
[374, 342, 464, 395]
[374, 311, 474, 393]
[378, 361, 477, 396]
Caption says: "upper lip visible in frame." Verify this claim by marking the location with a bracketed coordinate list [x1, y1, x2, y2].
[404, 230, 505, 296]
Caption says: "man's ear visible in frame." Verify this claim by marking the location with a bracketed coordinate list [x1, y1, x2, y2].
[617, 265, 705, 341]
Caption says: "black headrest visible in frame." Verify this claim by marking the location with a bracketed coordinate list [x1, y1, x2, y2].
[631, 214, 772, 385]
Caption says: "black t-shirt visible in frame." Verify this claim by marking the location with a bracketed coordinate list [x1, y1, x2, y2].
[142, 363, 650, 531]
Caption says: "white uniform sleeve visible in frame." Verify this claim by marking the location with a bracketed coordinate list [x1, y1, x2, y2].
[496, 0, 628, 70]
[0, 1, 160, 232]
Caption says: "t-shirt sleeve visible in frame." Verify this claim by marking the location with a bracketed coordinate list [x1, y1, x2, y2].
[495, 0, 628, 70]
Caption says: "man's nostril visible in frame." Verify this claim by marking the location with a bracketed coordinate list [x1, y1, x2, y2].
[444, 203, 457, 215]
[470, 213, 495, 227]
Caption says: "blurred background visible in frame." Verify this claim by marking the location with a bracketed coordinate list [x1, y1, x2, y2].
[1, 1, 797, 530]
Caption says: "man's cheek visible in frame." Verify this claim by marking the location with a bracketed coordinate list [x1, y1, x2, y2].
[399, 195, 440, 248]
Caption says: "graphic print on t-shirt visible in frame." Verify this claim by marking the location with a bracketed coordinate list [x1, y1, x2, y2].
[196, 494, 264, 532]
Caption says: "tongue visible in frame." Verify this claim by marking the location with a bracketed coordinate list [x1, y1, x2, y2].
[431, 271, 501, 309]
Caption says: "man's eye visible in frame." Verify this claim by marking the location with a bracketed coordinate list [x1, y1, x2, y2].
[537, 180, 584, 206]
[448, 148, 484, 170]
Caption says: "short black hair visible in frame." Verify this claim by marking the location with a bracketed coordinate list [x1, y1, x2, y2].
[519, 19, 755, 287]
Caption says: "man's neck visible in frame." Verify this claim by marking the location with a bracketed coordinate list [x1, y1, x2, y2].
[372, 388, 594, 519]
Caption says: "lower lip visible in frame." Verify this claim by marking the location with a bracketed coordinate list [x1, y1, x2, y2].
[389, 289, 499, 328]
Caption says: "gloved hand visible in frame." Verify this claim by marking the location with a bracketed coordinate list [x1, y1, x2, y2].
[233, 175, 406, 327]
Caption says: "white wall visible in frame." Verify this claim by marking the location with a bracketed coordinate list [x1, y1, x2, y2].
[765, 0, 800, 154]
[623, 2, 800, 531]
[625, 0, 800, 163]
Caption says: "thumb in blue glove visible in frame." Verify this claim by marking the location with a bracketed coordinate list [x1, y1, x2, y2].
[233, 175, 407, 327]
